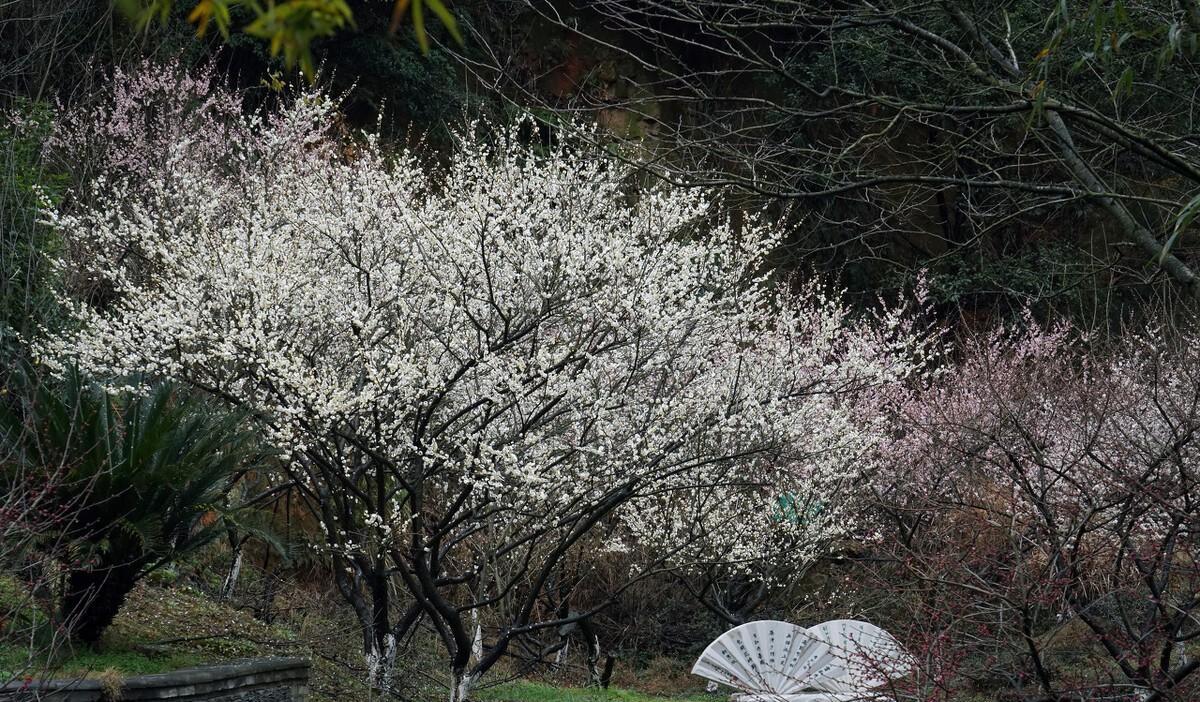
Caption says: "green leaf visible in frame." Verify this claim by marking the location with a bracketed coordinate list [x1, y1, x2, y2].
[115, 0, 172, 31]
[1092, 3, 1105, 51]
[425, 0, 463, 47]
[243, 0, 352, 78]
[1114, 66, 1134, 101]
[1162, 193, 1200, 264]
[412, 0, 429, 54]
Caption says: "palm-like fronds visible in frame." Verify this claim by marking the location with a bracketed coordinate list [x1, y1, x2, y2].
[0, 366, 273, 644]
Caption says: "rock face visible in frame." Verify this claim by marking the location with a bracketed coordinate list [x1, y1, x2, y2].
[0, 657, 310, 702]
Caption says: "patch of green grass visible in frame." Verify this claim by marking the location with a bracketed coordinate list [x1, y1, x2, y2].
[476, 680, 722, 702]
[0, 633, 204, 681]
[0, 642, 34, 679]
[0, 581, 294, 682]
[52, 649, 204, 678]
[85, 649, 198, 677]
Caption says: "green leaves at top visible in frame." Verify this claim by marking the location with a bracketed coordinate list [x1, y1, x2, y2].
[243, 0, 355, 79]
[391, 0, 464, 54]
[116, 0, 464, 80]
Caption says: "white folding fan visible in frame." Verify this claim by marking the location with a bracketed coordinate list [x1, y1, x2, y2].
[691, 619, 910, 702]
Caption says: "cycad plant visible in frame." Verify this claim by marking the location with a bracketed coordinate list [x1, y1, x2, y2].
[1, 367, 273, 644]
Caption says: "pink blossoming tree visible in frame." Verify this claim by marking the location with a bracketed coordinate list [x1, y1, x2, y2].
[862, 322, 1200, 701]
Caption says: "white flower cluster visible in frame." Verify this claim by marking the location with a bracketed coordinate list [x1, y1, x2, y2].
[36, 83, 933, 567]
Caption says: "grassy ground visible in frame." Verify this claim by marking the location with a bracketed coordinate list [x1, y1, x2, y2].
[0, 645, 203, 679]
[0, 580, 711, 701]
[0, 582, 292, 679]
[0, 579, 370, 700]
[477, 680, 721, 702]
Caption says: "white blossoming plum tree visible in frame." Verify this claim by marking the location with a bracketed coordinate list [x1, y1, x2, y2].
[36, 64, 935, 700]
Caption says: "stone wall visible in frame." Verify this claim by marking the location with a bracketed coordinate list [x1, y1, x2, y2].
[0, 657, 309, 702]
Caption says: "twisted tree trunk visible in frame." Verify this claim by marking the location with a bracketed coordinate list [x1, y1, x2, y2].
[62, 556, 145, 645]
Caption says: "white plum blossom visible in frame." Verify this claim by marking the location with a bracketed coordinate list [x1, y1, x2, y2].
[35, 66, 934, 699]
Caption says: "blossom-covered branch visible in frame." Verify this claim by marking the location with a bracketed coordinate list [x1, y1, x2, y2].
[36, 62, 936, 700]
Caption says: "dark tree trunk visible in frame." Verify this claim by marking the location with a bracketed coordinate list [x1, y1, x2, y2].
[62, 557, 144, 645]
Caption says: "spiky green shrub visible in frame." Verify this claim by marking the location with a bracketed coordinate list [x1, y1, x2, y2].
[0, 368, 272, 644]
